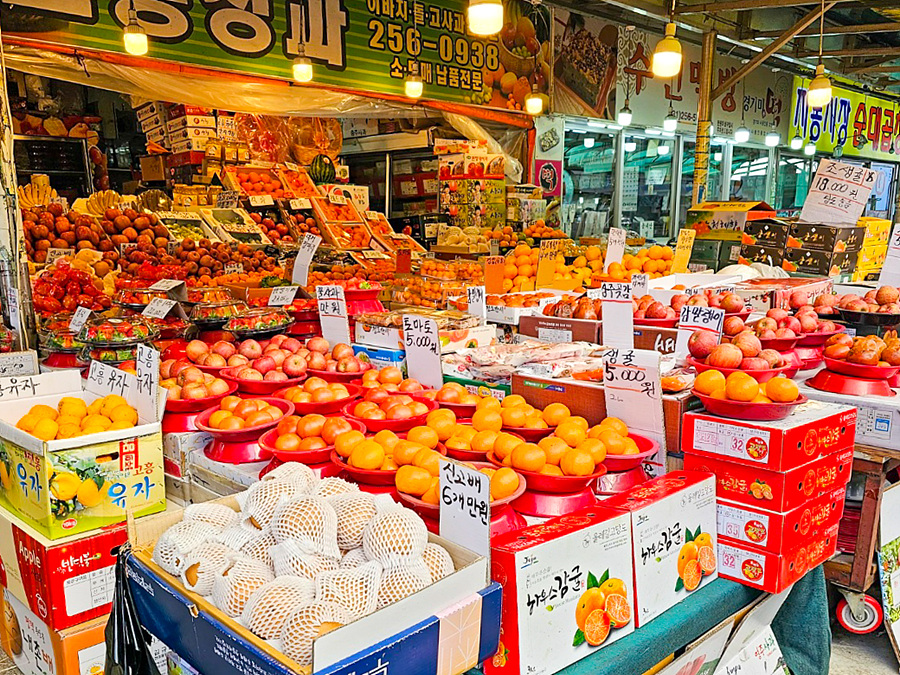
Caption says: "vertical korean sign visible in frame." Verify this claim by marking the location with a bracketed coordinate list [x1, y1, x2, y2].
[533, 115, 565, 197]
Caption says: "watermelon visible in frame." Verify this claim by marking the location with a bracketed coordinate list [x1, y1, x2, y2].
[309, 154, 336, 184]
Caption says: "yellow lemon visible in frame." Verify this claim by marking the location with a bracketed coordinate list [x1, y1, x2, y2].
[86, 399, 104, 416]
[50, 473, 80, 501]
[56, 415, 82, 428]
[16, 414, 39, 432]
[81, 414, 111, 431]
[29, 404, 58, 421]
[58, 403, 86, 420]
[32, 418, 59, 441]
[59, 396, 86, 409]
[101, 395, 128, 417]
[109, 405, 137, 426]
[108, 420, 134, 431]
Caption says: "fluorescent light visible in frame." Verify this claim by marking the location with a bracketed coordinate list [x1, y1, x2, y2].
[583, 137, 595, 148]
[713, 152, 723, 162]
[644, 128, 662, 136]
[123, 4, 148, 56]
[588, 120, 606, 128]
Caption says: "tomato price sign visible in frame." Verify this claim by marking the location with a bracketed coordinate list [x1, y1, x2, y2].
[598, 282, 633, 350]
[402, 314, 442, 389]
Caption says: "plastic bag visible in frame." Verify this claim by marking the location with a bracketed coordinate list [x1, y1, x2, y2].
[104, 544, 161, 675]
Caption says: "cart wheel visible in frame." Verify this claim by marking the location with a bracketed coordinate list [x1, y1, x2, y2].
[836, 595, 883, 634]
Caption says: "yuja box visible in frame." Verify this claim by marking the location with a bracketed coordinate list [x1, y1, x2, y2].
[604, 472, 717, 628]
[682, 401, 856, 471]
[485, 506, 634, 675]
[0, 370, 165, 539]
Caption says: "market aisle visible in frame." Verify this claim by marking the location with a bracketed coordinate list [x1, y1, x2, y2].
[830, 627, 897, 675]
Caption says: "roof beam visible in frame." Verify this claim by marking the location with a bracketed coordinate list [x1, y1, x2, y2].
[751, 21, 900, 38]
[843, 55, 899, 74]
[711, 2, 836, 99]
[797, 46, 900, 58]
[675, 0, 852, 14]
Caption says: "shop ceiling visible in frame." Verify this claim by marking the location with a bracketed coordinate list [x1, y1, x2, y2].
[550, 0, 900, 95]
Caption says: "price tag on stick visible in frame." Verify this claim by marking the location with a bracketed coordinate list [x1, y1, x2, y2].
[604, 227, 627, 273]
[402, 314, 443, 389]
[439, 458, 490, 558]
[149, 279, 188, 302]
[632, 273, 649, 298]
[675, 305, 725, 360]
[135, 343, 160, 422]
[268, 286, 300, 307]
[598, 282, 634, 349]
[69, 306, 92, 333]
[248, 194, 274, 207]
[467, 286, 486, 319]
[291, 233, 321, 285]
[316, 285, 351, 346]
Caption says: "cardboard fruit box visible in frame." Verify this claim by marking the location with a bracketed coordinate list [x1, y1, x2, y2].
[683, 447, 853, 512]
[0, 505, 125, 631]
[682, 401, 856, 471]
[485, 506, 635, 675]
[603, 472, 717, 628]
[126, 495, 501, 675]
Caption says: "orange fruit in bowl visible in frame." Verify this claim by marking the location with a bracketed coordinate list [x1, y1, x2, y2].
[511, 443, 546, 472]
[765, 376, 799, 403]
[578, 438, 607, 463]
[542, 402, 571, 426]
[374, 429, 400, 450]
[393, 440, 427, 465]
[501, 395, 527, 408]
[472, 409, 503, 432]
[567, 416, 589, 431]
[540, 464, 564, 476]
[349, 440, 385, 470]
[490, 467, 520, 500]
[334, 429, 366, 458]
[209, 410, 233, 428]
[476, 397, 501, 412]
[538, 436, 569, 466]
[396, 465, 432, 496]
[598, 429, 626, 455]
[710, 388, 728, 400]
[622, 437, 640, 454]
[445, 434, 472, 452]
[752, 393, 772, 403]
[421, 477, 440, 504]
[407, 425, 439, 449]
[599, 417, 628, 436]
[494, 432, 523, 459]
[555, 421, 587, 448]
[560, 448, 595, 476]
[471, 430, 499, 454]
[413, 448, 443, 476]
[523, 415, 549, 429]
[501, 406, 527, 428]
[725, 374, 759, 402]
[695, 370, 726, 396]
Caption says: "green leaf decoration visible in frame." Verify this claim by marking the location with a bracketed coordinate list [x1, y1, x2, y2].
[573, 629, 585, 647]
[675, 577, 684, 592]
[685, 528, 694, 542]
[599, 569, 610, 585]
[587, 572, 599, 589]
[694, 525, 703, 540]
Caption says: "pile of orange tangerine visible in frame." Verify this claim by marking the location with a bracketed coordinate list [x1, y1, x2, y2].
[594, 245, 676, 285]
[694, 370, 800, 403]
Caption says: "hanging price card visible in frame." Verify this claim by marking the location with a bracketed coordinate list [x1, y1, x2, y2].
[604, 227, 627, 273]
[46, 248, 74, 264]
[316, 286, 351, 346]
[328, 192, 347, 205]
[248, 194, 274, 207]
[439, 458, 490, 558]
[484, 256, 506, 294]
[289, 198, 312, 210]
[467, 286, 486, 319]
[489, 239, 500, 256]
[632, 273, 649, 298]
[671, 229, 696, 273]
[224, 263, 243, 275]
[135, 343, 160, 422]
[142, 298, 178, 319]
[216, 190, 241, 208]
[7, 288, 21, 333]
[402, 314, 443, 389]
[799, 159, 876, 225]
[675, 305, 725, 359]
[149, 278, 188, 301]
[290, 233, 322, 286]
[536, 239, 563, 289]
[268, 286, 300, 307]
[0, 351, 38, 378]
[69, 306, 92, 333]
[86, 360, 135, 400]
[598, 282, 634, 349]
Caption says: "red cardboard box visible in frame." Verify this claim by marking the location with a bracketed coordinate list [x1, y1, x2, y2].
[732, 277, 833, 312]
[716, 523, 839, 593]
[0, 506, 125, 631]
[684, 447, 853, 512]
[717, 486, 846, 555]
[682, 401, 856, 471]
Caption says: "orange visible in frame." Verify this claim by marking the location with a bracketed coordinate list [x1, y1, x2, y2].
[560, 448, 595, 476]
[406, 426, 439, 449]
[472, 409, 503, 432]
[500, 407, 527, 428]
[604, 593, 631, 628]
[32, 418, 59, 441]
[471, 430, 499, 454]
[413, 448, 443, 476]
[575, 588, 605, 631]
[523, 415, 549, 429]
[694, 533, 712, 548]
[381, 457, 399, 471]
[109, 405, 137, 425]
[395, 465, 432, 497]
[725, 374, 759, 402]
[765, 376, 799, 403]
[494, 432, 523, 459]
[374, 429, 400, 450]
[682, 559, 703, 591]
[599, 578, 627, 598]
[538, 436, 569, 465]
[334, 430, 366, 458]
[540, 464, 564, 476]
[710, 388, 727, 400]
[567, 416, 589, 431]
[421, 478, 440, 505]
[584, 609, 611, 646]
[555, 421, 587, 447]
[510, 443, 546, 473]
[29, 404, 58, 421]
[500, 394, 527, 408]
[349, 440, 385, 470]
[16, 414, 39, 432]
[209, 410, 233, 428]
[599, 417, 628, 436]
[677, 541, 699, 578]
[476, 397, 502, 412]
[426, 408, 456, 428]
[542, 403, 571, 427]
[597, 429, 626, 454]
[393, 440, 427, 466]
[578, 438, 607, 464]
[490, 467, 519, 500]
[751, 393, 772, 403]
[698, 545, 717, 575]
[695, 370, 726, 396]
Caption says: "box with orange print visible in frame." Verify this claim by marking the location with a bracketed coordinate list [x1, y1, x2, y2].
[716, 486, 847, 556]
[603, 472, 717, 628]
[682, 401, 856, 472]
[716, 522, 839, 593]
[684, 447, 853, 512]
[485, 506, 635, 675]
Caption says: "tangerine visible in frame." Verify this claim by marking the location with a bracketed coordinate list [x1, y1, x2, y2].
[677, 541, 699, 578]
[510, 443, 546, 472]
[406, 426, 439, 449]
[695, 370, 726, 396]
[472, 409, 503, 432]
[567, 416, 590, 431]
[682, 559, 703, 591]
[555, 421, 587, 447]
[501, 395, 527, 408]
[579, 438, 607, 463]
[500, 407, 527, 428]
[413, 448, 443, 476]
[698, 545, 717, 575]
[476, 397, 502, 412]
[765, 376, 799, 403]
[334, 430, 366, 458]
[396, 465, 432, 496]
[597, 429, 626, 455]
[540, 465, 564, 475]
[599, 417, 628, 436]
[575, 587, 605, 631]
[490, 467, 519, 500]
[374, 429, 401, 450]
[538, 436, 569, 465]
[584, 609, 611, 646]
[494, 432, 523, 459]
[421, 478, 440, 504]
[560, 448, 595, 476]
[604, 593, 631, 628]
[393, 440, 427, 465]
[349, 440, 385, 470]
[32, 418, 59, 441]
[725, 374, 759, 402]
[542, 402, 571, 426]
[471, 430, 499, 454]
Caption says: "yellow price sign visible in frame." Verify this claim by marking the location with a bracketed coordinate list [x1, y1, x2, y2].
[671, 229, 696, 274]
[536, 239, 563, 289]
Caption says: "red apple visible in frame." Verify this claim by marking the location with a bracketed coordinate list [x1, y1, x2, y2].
[239, 339, 263, 359]
[307, 337, 330, 354]
[264, 371, 289, 382]
[252, 355, 277, 374]
[766, 308, 789, 323]
[741, 357, 770, 370]
[237, 367, 264, 381]
[211, 341, 236, 358]
[337, 356, 360, 373]
[688, 330, 717, 359]
[181, 382, 209, 399]
[268, 349, 287, 367]
[732, 333, 762, 358]
[283, 355, 308, 377]
[281, 338, 302, 353]
[332, 343, 355, 360]
[307, 352, 327, 370]
[708, 343, 743, 369]
[186, 340, 209, 363]
[723, 316, 745, 336]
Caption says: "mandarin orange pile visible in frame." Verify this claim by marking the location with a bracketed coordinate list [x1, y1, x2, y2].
[279, 378, 354, 405]
[205, 396, 285, 429]
[694, 370, 800, 404]
[591, 245, 675, 286]
[16, 395, 138, 440]
[358, 366, 425, 393]
[501, 244, 598, 292]
[523, 220, 566, 238]
[268, 413, 355, 454]
[416, 381, 497, 406]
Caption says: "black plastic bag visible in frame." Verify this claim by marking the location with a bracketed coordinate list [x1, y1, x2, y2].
[105, 543, 161, 675]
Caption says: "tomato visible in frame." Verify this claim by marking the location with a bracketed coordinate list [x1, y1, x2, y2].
[76, 295, 94, 308]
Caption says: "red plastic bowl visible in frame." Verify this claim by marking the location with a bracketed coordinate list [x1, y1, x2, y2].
[757, 335, 800, 351]
[397, 461, 527, 516]
[330, 445, 447, 486]
[797, 327, 846, 347]
[43, 352, 87, 368]
[220, 366, 308, 394]
[195, 397, 294, 441]
[273, 383, 361, 414]
[259, 417, 367, 464]
[287, 309, 319, 321]
[344, 288, 381, 302]
[195, 362, 228, 374]
[165, 381, 239, 413]
[823, 356, 900, 380]
[487, 450, 607, 493]
[500, 425, 554, 441]
[412, 393, 477, 418]
[633, 317, 679, 328]
[687, 357, 792, 383]
[341, 398, 438, 433]
[307, 368, 367, 383]
[725, 309, 752, 321]
[602, 434, 660, 472]
[806, 370, 896, 397]
[692, 390, 809, 421]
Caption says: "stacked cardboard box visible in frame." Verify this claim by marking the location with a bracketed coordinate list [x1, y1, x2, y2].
[682, 401, 855, 592]
[854, 217, 891, 281]
[438, 153, 506, 229]
[136, 101, 169, 149]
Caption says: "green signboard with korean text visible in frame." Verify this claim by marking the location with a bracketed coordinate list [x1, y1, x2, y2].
[2, 0, 550, 112]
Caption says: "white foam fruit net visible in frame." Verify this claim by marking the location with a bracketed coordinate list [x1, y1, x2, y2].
[339, 548, 369, 569]
[184, 502, 240, 532]
[242, 576, 316, 640]
[315, 560, 382, 620]
[281, 601, 352, 667]
[262, 462, 318, 494]
[422, 542, 455, 582]
[271, 540, 340, 579]
[181, 542, 236, 596]
[152, 520, 219, 576]
[328, 492, 376, 551]
[362, 503, 428, 570]
[270, 496, 340, 559]
[240, 531, 278, 569]
[217, 523, 264, 551]
[210, 557, 275, 617]
[241, 480, 298, 530]
[376, 561, 432, 610]
[315, 477, 359, 499]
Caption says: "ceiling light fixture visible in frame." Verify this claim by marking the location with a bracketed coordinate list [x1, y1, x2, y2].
[583, 137, 595, 148]
[765, 126, 780, 147]
[652, 8, 682, 79]
[663, 105, 678, 132]
[657, 143, 671, 155]
[467, 0, 503, 36]
[123, 0, 148, 55]
[734, 126, 751, 143]
[806, 0, 832, 109]
[617, 100, 633, 126]
[790, 134, 804, 150]
[804, 142, 816, 156]
[525, 84, 543, 115]
[291, 4, 313, 82]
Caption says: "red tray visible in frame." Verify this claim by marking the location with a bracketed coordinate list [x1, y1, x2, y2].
[259, 417, 367, 464]
[725, 309, 752, 321]
[805, 370, 896, 397]
[633, 317, 679, 328]
[499, 425, 554, 441]
[412, 393, 477, 418]
[273, 383, 361, 414]
[43, 352, 87, 368]
[602, 434, 659, 472]
[195, 362, 229, 375]
[758, 335, 800, 351]
[341, 398, 438, 433]
[397, 462, 527, 516]
[692, 390, 808, 421]
[823, 356, 900, 380]
[344, 288, 381, 301]
[165, 381, 239, 413]
[287, 309, 319, 321]
[797, 327, 846, 347]
[307, 368, 367, 383]
[687, 357, 792, 383]
[220, 366, 308, 394]
[487, 450, 607, 493]
[330, 445, 447, 486]
[194, 397, 294, 441]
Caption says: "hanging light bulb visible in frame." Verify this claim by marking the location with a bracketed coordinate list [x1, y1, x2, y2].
[765, 128, 780, 147]
[525, 84, 543, 115]
[292, 47, 313, 82]
[405, 61, 423, 98]
[467, 0, 503, 36]
[123, 1, 148, 56]
[583, 137, 595, 148]
[834, 144, 844, 158]
[657, 143, 671, 156]
[617, 100, 633, 126]
[652, 23, 682, 78]
[624, 140, 637, 152]
[804, 142, 816, 156]
[807, 0, 831, 109]
[734, 126, 751, 143]
[663, 106, 678, 132]
[790, 134, 804, 150]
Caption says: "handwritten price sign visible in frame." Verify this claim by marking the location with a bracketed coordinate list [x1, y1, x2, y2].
[402, 314, 442, 389]
[316, 285, 351, 346]
[291, 233, 322, 285]
[439, 459, 490, 557]
[599, 282, 634, 349]
[675, 305, 725, 360]
[604, 227, 626, 273]
[800, 159, 876, 225]
[467, 286, 486, 319]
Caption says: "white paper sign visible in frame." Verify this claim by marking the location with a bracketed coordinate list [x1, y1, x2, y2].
[141, 298, 176, 319]
[880, 222, 900, 287]
[135, 343, 160, 422]
[467, 286, 486, 319]
[439, 459, 490, 558]
[7, 288, 20, 333]
[289, 198, 312, 210]
[675, 305, 725, 360]
[224, 262, 243, 275]
[402, 314, 443, 389]
[799, 159, 877, 225]
[604, 227, 627, 272]
[632, 273, 649, 298]
[86, 360, 134, 399]
[45, 248, 74, 264]
[69, 306, 92, 333]
[292, 233, 322, 285]
[248, 194, 274, 206]
[0, 351, 38, 378]
[598, 282, 634, 349]
[149, 278, 188, 301]
[328, 192, 347, 205]
[316, 285, 351, 346]
[268, 286, 300, 307]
